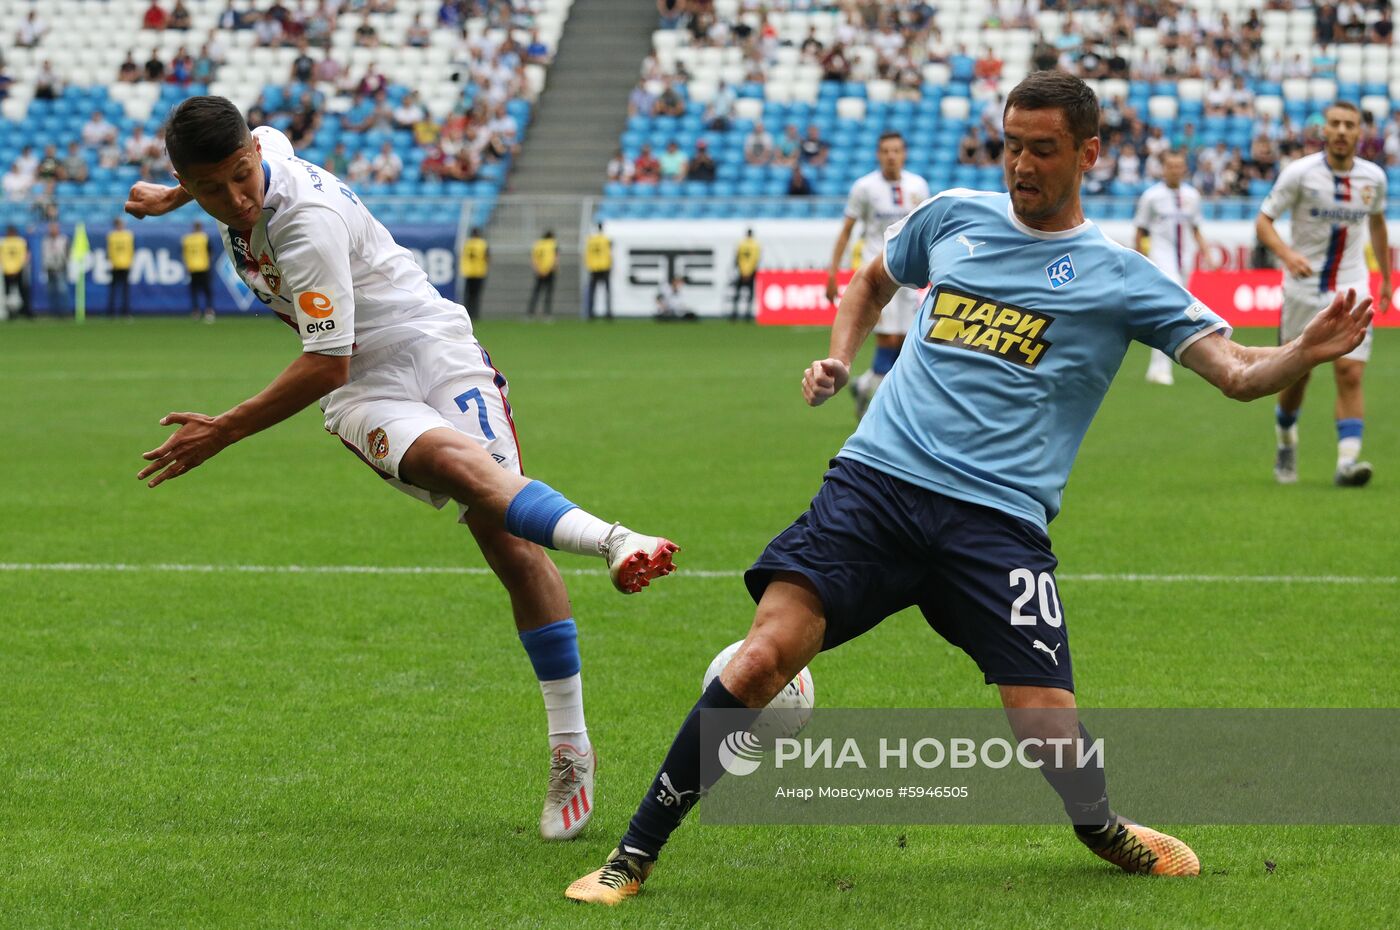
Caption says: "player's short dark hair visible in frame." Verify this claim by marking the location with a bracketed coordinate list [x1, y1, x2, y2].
[164, 95, 252, 172]
[1162, 148, 1187, 162]
[1004, 70, 1100, 145]
[877, 131, 905, 145]
[1325, 100, 1361, 118]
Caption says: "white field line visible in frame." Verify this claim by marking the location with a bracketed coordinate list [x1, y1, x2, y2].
[0, 563, 1395, 585]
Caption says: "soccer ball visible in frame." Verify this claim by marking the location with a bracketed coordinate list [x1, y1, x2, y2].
[702, 639, 815, 739]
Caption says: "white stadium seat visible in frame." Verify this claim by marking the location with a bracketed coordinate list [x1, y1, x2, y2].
[941, 96, 971, 120]
[1309, 78, 1338, 102]
[734, 97, 764, 121]
[836, 96, 867, 121]
[1147, 96, 1179, 121]
[1253, 95, 1284, 120]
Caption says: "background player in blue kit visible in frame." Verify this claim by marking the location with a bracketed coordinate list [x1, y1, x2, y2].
[565, 71, 1374, 904]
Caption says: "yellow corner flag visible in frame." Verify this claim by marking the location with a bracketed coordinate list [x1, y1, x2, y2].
[70, 222, 89, 323]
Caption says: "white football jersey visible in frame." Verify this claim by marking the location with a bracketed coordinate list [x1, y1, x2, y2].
[845, 169, 932, 261]
[1132, 181, 1203, 283]
[221, 126, 471, 356]
[1260, 151, 1386, 292]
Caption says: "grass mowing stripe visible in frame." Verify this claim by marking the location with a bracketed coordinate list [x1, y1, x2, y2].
[1, 562, 1396, 584]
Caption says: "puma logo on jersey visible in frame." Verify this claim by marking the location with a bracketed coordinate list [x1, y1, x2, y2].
[1032, 640, 1061, 666]
[956, 234, 985, 256]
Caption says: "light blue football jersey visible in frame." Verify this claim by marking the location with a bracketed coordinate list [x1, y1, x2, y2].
[839, 189, 1230, 528]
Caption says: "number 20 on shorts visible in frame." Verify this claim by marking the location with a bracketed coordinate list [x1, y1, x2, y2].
[1008, 569, 1062, 627]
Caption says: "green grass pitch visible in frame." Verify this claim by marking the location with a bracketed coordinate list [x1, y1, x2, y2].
[1, 317, 1397, 929]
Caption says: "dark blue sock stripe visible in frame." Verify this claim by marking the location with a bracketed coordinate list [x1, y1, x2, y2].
[1337, 418, 1363, 441]
[518, 617, 581, 681]
[621, 678, 749, 859]
[504, 480, 577, 548]
[872, 345, 899, 375]
[1276, 405, 1300, 430]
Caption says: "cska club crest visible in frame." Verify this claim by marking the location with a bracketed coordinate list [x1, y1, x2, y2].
[1361, 186, 1376, 207]
[258, 252, 282, 294]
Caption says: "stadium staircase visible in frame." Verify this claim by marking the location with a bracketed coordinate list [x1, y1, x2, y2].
[482, 0, 656, 317]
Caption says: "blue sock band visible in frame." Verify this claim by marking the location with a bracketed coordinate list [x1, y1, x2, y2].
[1276, 405, 1300, 430]
[518, 618, 581, 681]
[504, 480, 577, 549]
[1337, 418, 1363, 441]
[872, 345, 899, 375]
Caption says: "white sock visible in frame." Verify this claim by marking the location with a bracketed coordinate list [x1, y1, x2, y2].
[1277, 425, 1298, 448]
[540, 673, 590, 753]
[550, 508, 618, 557]
[858, 369, 883, 395]
[1338, 437, 1361, 468]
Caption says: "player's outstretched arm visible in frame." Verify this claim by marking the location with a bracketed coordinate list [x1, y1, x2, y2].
[1368, 212, 1392, 314]
[803, 255, 900, 406]
[125, 181, 194, 219]
[1181, 287, 1373, 402]
[138, 352, 350, 487]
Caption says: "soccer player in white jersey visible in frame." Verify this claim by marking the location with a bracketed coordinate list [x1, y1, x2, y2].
[123, 97, 680, 841]
[825, 132, 930, 419]
[1133, 150, 1214, 385]
[1257, 101, 1392, 486]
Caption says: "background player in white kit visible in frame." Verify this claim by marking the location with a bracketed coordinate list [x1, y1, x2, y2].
[1133, 151, 1215, 385]
[123, 96, 680, 842]
[1256, 101, 1392, 486]
[825, 132, 930, 419]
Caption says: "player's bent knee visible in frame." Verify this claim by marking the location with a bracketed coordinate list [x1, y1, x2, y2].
[720, 638, 791, 708]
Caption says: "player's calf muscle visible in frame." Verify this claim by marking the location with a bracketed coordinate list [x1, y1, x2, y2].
[399, 428, 525, 507]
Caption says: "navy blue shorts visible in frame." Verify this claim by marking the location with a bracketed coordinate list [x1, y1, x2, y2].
[745, 458, 1073, 691]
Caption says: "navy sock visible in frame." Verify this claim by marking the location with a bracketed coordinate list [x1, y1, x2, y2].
[872, 345, 899, 375]
[503, 480, 577, 549]
[1276, 405, 1300, 430]
[619, 678, 750, 860]
[518, 618, 581, 681]
[1035, 723, 1112, 832]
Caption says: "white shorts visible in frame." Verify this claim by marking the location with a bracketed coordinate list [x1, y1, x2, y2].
[875, 286, 922, 336]
[321, 333, 522, 520]
[1280, 279, 1373, 363]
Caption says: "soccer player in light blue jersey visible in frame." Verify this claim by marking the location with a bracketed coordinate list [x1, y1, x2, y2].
[566, 71, 1374, 903]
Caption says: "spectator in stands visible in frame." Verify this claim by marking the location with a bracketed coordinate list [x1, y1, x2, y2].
[116, 52, 139, 82]
[393, 91, 427, 130]
[1, 163, 29, 203]
[170, 1, 192, 30]
[1376, 7, 1394, 44]
[607, 148, 633, 184]
[1359, 111, 1386, 163]
[687, 140, 716, 182]
[372, 141, 404, 184]
[653, 78, 686, 118]
[290, 39, 315, 82]
[14, 146, 38, 179]
[0, 66, 12, 102]
[628, 80, 658, 117]
[1316, 4, 1338, 45]
[323, 142, 348, 176]
[799, 125, 829, 168]
[346, 150, 372, 184]
[144, 48, 166, 82]
[193, 45, 218, 83]
[659, 141, 688, 181]
[634, 144, 661, 184]
[1338, 0, 1367, 41]
[744, 121, 774, 165]
[774, 124, 800, 167]
[142, 2, 169, 31]
[305, 49, 337, 84]
[62, 143, 89, 184]
[36, 145, 62, 182]
[404, 13, 431, 48]
[706, 81, 736, 131]
[799, 24, 823, 58]
[657, 0, 687, 30]
[34, 61, 62, 101]
[354, 14, 380, 48]
[1117, 143, 1142, 186]
[17, 10, 49, 48]
[81, 111, 118, 149]
[288, 108, 320, 149]
[488, 103, 519, 150]
[527, 231, 557, 318]
[169, 47, 194, 85]
[124, 127, 155, 167]
[255, 11, 283, 47]
[216, 1, 242, 30]
[957, 125, 981, 165]
[820, 43, 851, 82]
[41, 222, 68, 316]
[974, 45, 1003, 85]
[355, 63, 388, 100]
[525, 30, 551, 64]
[787, 164, 813, 197]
